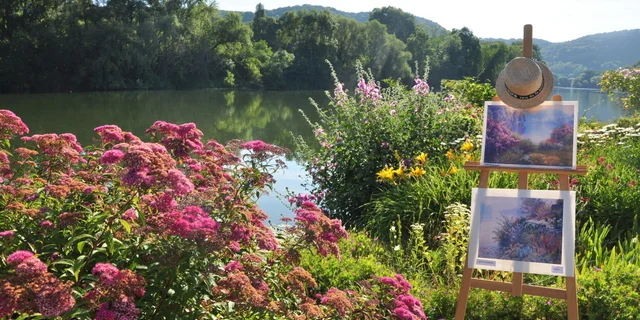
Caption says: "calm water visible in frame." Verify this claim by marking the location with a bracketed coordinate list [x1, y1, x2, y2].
[0, 87, 624, 221]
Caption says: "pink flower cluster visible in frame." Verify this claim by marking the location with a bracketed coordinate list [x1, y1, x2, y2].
[412, 78, 430, 96]
[356, 78, 382, 101]
[0, 151, 10, 178]
[94, 125, 139, 145]
[0, 251, 75, 318]
[0, 230, 16, 238]
[86, 263, 145, 319]
[166, 206, 219, 240]
[374, 274, 426, 320]
[320, 288, 354, 316]
[0, 110, 29, 139]
[145, 121, 204, 158]
[22, 133, 85, 165]
[292, 201, 348, 259]
[619, 68, 640, 79]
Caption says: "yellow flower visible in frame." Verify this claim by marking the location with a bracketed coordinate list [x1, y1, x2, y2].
[464, 153, 474, 161]
[440, 169, 447, 177]
[377, 166, 395, 181]
[393, 166, 405, 178]
[414, 152, 428, 164]
[410, 167, 426, 177]
[461, 140, 474, 152]
[448, 166, 459, 174]
[446, 150, 455, 160]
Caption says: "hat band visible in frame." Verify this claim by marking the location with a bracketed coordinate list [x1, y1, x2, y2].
[505, 76, 545, 100]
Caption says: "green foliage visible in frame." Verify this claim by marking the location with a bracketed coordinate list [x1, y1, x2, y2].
[600, 67, 640, 110]
[224, 70, 235, 87]
[441, 77, 497, 107]
[369, 6, 416, 43]
[574, 121, 640, 239]
[224, 4, 447, 34]
[366, 149, 479, 245]
[299, 231, 394, 292]
[294, 63, 482, 228]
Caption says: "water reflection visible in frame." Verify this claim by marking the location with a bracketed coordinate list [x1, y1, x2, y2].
[0, 89, 325, 150]
[552, 87, 626, 121]
[0, 89, 327, 221]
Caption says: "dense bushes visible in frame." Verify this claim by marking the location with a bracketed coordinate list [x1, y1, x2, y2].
[0, 110, 433, 319]
[294, 63, 482, 228]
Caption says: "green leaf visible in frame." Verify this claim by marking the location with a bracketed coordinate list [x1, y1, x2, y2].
[119, 219, 131, 233]
[77, 241, 86, 253]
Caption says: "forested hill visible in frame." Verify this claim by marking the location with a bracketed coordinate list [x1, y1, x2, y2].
[221, 5, 447, 34]
[485, 29, 640, 79]
[542, 29, 640, 77]
[481, 38, 554, 50]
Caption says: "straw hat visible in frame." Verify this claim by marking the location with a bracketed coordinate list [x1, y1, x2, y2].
[495, 57, 554, 109]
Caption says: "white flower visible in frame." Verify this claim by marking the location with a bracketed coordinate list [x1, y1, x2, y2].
[390, 226, 396, 232]
[393, 245, 401, 251]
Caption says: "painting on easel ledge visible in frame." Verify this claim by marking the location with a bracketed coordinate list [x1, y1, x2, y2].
[481, 101, 578, 169]
[468, 188, 576, 276]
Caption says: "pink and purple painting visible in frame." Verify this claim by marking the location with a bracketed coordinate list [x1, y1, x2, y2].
[481, 101, 578, 169]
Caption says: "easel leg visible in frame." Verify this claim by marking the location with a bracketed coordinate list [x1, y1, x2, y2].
[566, 276, 579, 320]
[512, 272, 523, 296]
[455, 264, 474, 320]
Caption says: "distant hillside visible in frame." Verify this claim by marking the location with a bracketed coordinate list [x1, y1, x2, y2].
[221, 4, 447, 34]
[481, 37, 555, 50]
[223, 5, 639, 80]
[483, 30, 640, 78]
[542, 29, 640, 77]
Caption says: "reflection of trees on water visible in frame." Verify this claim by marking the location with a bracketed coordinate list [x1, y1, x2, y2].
[2, 90, 324, 152]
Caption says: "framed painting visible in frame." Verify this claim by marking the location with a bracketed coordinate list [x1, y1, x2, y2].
[481, 101, 578, 169]
[468, 188, 576, 276]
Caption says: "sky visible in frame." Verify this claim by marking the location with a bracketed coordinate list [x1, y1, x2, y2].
[216, 0, 640, 42]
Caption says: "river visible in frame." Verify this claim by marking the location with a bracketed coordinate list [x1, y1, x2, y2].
[0, 87, 626, 221]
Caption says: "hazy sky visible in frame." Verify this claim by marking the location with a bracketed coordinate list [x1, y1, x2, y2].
[217, 0, 640, 42]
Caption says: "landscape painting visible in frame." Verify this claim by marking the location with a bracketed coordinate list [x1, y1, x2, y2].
[481, 101, 578, 169]
[468, 188, 576, 276]
[477, 196, 563, 264]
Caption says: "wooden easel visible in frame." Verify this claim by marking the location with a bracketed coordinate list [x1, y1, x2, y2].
[454, 25, 586, 320]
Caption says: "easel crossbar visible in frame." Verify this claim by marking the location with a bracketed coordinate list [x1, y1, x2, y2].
[469, 278, 568, 299]
[464, 162, 587, 175]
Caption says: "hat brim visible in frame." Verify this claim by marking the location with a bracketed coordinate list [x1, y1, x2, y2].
[495, 61, 554, 109]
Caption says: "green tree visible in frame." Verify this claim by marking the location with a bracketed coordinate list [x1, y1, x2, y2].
[406, 27, 432, 67]
[276, 10, 339, 89]
[368, 6, 416, 43]
[251, 3, 278, 47]
[600, 67, 640, 110]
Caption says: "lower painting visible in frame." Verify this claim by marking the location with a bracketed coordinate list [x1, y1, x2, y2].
[468, 188, 575, 276]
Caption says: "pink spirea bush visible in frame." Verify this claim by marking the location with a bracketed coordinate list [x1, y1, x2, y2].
[0, 109, 424, 319]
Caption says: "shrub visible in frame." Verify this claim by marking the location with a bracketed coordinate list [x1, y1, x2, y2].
[365, 147, 479, 245]
[440, 77, 497, 108]
[0, 111, 361, 319]
[294, 61, 482, 228]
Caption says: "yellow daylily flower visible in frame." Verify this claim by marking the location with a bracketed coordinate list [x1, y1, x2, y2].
[461, 140, 474, 152]
[393, 166, 405, 178]
[377, 166, 395, 181]
[448, 166, 459, 174]
[410, 166, 426, 177]
[414, 152, 428, 164]
[464, 153, 474, 161]
[446, 150, 455, 160]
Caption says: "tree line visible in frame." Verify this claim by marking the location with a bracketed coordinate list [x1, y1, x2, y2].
[0, 1, 541, 93]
